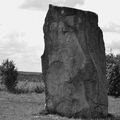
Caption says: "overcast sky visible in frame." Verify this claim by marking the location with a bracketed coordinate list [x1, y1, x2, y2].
[0, 0, 120, 72]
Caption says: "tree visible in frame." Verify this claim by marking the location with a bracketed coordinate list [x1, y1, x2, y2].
[0, 59, 18, 92]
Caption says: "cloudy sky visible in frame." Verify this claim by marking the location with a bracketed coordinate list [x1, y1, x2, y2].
[0, 0, 120, 72]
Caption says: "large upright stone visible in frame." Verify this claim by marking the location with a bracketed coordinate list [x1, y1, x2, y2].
[41, 4, 108, 118]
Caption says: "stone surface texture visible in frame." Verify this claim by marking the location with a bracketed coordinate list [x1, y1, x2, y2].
[41, 4, 108, 118]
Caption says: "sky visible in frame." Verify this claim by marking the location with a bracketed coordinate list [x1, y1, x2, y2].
[0, 0, 120, 72]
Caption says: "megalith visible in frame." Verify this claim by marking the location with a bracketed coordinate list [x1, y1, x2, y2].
[41, 4, 108, 118]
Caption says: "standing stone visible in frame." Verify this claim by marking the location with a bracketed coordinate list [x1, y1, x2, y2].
[41, 4, 108, 118]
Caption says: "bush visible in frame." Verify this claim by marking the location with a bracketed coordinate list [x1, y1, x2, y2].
[106, 53, 120, 97]
[107, 64, 120, 97]
[0, 59, 18, 92]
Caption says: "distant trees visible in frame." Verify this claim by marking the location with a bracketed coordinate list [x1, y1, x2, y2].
[0, 59, 18, 92]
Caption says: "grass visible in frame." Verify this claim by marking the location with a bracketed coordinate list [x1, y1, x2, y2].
[109, 96, 120, 116]
[0, 91, 120, 120]
[0, 91, 45, 120]
[15, 81, 45, 94]
[0, 81, 45, 94]
[0, 79, 120, 119]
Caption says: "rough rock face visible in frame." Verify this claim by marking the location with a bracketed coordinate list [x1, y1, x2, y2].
[41, 4, 108, 118]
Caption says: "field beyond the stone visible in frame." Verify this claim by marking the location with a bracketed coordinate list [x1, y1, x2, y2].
[0, 91, 120, 120]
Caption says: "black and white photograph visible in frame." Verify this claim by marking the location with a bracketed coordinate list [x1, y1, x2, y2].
[0, 0, 120, 119]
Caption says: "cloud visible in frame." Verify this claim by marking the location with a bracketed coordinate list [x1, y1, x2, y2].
[0, 32, 27, 56]
[3, 32, 27, 52]
[75, 0, 120, 29]
[102, 23, 120, 33]
[0, 32, 42, 72]
[20, 0, 85, 10]
[103, 32, 120, 55]
[0, 2, 45, 72]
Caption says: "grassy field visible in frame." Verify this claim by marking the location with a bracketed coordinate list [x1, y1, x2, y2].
[0, 71, 120, 119]
[0, 91, 120, 120]
[0, 91, 45, 120]
[17, 71, 43, 82]
[0, 81, 45, 94]
[108, 96, 120, 117]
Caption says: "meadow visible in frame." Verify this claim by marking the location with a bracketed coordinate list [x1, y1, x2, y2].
[0, 71, 44, 94]
[0, 71, 120, 120]
[0, 91, 120, 120]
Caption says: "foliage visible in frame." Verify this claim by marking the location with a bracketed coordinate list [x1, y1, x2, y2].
[0, 59, 18, 92]
[15, 81, 45, 94]
[106, 53, 120, 97]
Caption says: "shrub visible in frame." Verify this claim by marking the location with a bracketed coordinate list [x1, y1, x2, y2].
[34, 83, 45, 93]
[107, 64, 120, 97]
[15, 81, 45, 94]
[106, 53, 120, 97]
[0, 59, 18, 92]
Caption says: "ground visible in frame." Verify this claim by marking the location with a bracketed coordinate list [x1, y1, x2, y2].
[0, 91, 120, 120]
[0, 92, 44, 120]
[108, 96, 120, 117]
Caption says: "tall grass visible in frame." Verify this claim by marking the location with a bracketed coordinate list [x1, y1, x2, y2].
[15, 81, 45, 94]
